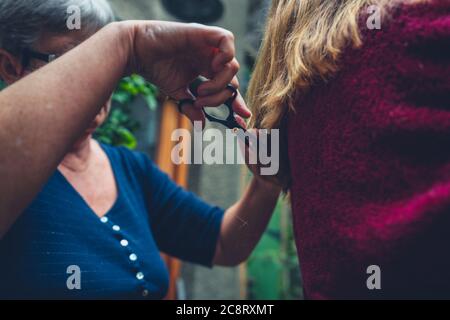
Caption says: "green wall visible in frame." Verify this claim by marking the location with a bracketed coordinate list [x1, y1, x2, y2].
[247, 199, 303, 300]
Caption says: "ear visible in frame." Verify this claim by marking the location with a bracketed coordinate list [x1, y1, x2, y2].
[94, 98, 113, 127]
[0, 49, 24, 84]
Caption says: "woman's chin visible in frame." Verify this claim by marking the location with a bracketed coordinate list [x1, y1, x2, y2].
[72, 132, 93, 149]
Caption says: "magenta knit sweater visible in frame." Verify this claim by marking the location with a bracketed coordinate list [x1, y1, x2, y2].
[288, 0, 450, 299]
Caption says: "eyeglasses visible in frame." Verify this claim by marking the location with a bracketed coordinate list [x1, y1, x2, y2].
[21, 48, 57, 69]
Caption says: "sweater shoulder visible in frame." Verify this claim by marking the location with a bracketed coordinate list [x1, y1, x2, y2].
[358, 1, 450, 46]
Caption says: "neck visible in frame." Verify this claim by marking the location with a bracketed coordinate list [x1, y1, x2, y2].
[59, 137, 93, 173]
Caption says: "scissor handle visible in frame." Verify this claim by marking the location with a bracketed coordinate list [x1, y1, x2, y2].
[189, 77, 244, 130]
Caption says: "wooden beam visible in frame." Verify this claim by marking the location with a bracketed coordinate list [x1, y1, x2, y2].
[156, 98, 192, 300]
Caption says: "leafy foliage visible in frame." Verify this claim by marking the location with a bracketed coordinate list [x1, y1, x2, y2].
[94, 75, 159, 149]
[111, 74, 159, 111]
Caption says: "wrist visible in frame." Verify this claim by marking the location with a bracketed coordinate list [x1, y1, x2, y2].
[252, 176, 282, 195]
[106, 21, 140, 76]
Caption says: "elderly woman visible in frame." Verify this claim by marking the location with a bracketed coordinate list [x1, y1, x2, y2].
[0, 0, 280, 299]
[248, 0, 450, 299]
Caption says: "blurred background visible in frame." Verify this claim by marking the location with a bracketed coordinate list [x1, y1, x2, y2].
[0, 0, 303, 300]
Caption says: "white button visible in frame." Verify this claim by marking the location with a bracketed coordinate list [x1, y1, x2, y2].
[120, 239, 129, 247]
[129, 253, 138, 262]
[136, 272, 144, 280]
[100, 217, 108, 223]
[142, 289, 149, 297]
[112, 225, 121, 232]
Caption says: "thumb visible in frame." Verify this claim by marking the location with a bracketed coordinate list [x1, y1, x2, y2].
[174, 88, 206, 129]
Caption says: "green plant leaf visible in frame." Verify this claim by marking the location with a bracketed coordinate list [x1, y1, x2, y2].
[131, 74, 146, 86]
[145, 95, 158, 111]
[117, 127, 138, 149]
[96, 76, 159, 149]
[112, 92, 131, 104]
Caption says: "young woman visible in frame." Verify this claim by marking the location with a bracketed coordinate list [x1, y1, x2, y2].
[248, 0, 450, 299]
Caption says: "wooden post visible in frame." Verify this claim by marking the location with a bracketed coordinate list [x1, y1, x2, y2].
[155, 98, 192, 300]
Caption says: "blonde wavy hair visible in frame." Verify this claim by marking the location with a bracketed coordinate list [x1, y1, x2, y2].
[247, 0, 422, 190]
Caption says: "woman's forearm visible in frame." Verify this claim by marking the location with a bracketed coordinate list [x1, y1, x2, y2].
[214, 177, 281, 266]
[0, 19, 244, 238]
[0, 22, 130, 237]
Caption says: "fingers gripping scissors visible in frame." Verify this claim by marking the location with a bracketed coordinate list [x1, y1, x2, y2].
[178, 77, 252, 149]
[177, 77, 247, 132]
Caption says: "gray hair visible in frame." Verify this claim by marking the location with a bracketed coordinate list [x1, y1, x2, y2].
[0, 0, 115, 55]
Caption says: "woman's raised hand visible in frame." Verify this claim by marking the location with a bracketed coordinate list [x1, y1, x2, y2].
[123, 21, 251, 125]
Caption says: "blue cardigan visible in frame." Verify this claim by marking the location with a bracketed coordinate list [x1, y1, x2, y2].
[0, 144, 224, 299]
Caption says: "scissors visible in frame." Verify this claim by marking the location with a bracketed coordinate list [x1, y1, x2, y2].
[177, 77, 247, 132]
[178, 77, 259, 150]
